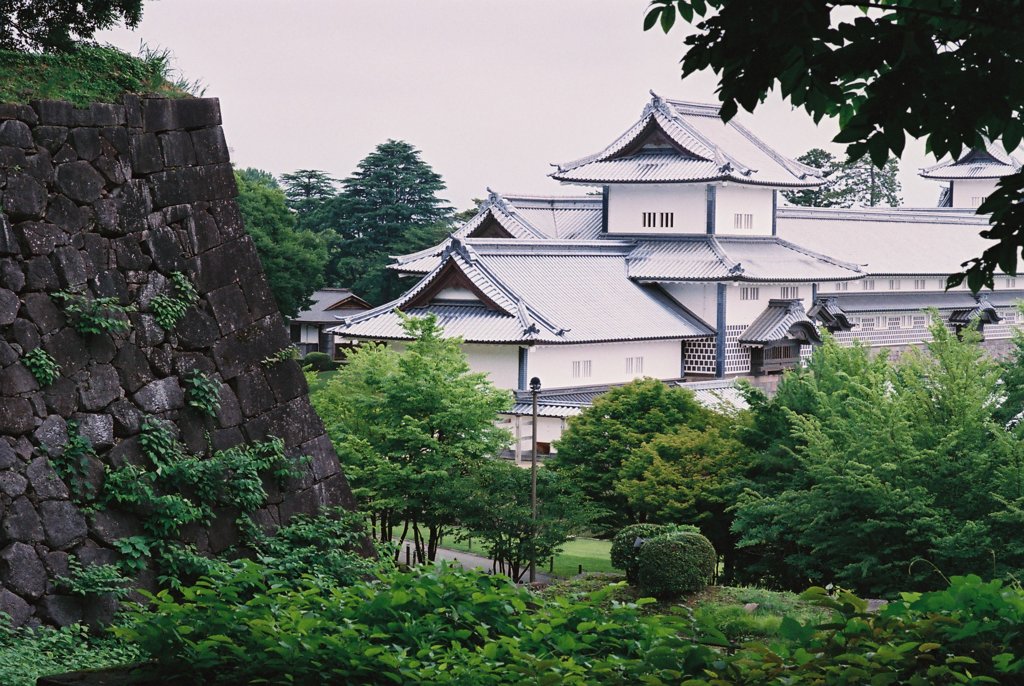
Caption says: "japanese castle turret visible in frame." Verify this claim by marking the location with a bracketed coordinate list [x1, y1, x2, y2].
[329, 92, 1024, 460]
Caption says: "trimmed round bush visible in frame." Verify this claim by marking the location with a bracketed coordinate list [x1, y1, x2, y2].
[610, 523, 698, 583]
[636, 531, 717, 600]
[303, 351, 337, 372]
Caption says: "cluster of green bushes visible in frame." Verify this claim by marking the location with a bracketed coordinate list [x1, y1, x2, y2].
[37, 568, 1016, 684]
[553, 319, 1024, 596]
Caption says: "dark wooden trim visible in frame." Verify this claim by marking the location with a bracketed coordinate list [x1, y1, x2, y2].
[706, 185, 717, 235]
[601, 186, 609, 233]
[715, 283, 726, 377]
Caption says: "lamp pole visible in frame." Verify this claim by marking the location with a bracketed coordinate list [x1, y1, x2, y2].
[529, 376, 541, 583]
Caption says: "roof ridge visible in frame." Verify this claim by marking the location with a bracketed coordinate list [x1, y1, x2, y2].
[771, 236, 864, 273]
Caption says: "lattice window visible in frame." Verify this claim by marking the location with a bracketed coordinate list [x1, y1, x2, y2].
[740, 287, 760, 301]
[571, 360, 592, 379]
[642, 212, 656, 228]
[914, 279, 927, 290]
[625, 356, 644, 375]
[862, 280, 875, 291]
[781, 286, 800, 299]
[888, 279, 901, 290]
[834, 282, 849, 291]
[733, 213, 754, 230]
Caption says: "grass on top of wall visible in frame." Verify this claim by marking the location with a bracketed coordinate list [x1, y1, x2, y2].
[0, 44, 198, 106]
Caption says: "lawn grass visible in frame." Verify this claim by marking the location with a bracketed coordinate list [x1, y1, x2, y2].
[416, 527, 615, 578]
[306, 369, 339, 394]
[0, 45, 192, 106]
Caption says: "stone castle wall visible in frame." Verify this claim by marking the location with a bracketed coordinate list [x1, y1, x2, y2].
[0, 96, 357, 626]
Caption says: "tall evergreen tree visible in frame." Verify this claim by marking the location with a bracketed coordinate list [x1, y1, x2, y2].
[305, 140, 453, 304]
[234, 168, 328, 318]
[783, 148, 902, 208]
[0, 0, 143, 52]
[280, 169, 338, 218]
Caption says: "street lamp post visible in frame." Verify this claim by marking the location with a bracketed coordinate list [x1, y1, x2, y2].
[529, 376, 541, 583]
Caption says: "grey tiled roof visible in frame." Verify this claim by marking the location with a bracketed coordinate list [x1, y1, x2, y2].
[949, 294, 1002, 324]
[290, 288, 370, 324]
[333, 239, 714, 344]
[626, 236, 864, 283]
[807, 296, 854, 331]
[776, 207, 991, 276]
[551, 94, 824, 188]
[504, 378, 748, 417]
[391, 190, 603, 275]
[832, 290, 1024, 313]
[920, 141, 1023, 180]
[739, 299, 822, 346]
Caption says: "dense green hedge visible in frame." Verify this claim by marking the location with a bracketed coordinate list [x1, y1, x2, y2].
[302, 351, 337, 372]
[637, 531, 716, 599]
[113, 570, 1024, 684]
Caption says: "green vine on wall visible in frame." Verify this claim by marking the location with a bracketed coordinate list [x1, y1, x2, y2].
[183, 370, 221, 417]
[100, 416, 305, 584]
[51, 421, 99, 504]
[150, 272, 199, 331]
[22, 347, 60, 386]
[53, 291, 135, 335]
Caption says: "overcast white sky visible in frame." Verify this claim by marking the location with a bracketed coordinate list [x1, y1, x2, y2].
[98, 0, 940, 211]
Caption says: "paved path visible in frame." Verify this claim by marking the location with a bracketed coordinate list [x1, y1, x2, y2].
[398, 542, 552, 583]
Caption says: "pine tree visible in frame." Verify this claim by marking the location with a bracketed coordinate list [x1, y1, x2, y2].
[304, 140, 453, 304]
[280, 169, 338, 218]
[784, 148, 902, 208]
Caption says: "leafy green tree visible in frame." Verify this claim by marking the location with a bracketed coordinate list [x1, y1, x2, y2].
[304, 140, 453, 304]
[549, 379, 713, 533]
[784, 148, 901, 208]
[732, 323, 1024, 595]
[615, 424, 746, 580]
[645, 0, 1024, 291]
[456, 460, 599, 582]
[310, 314, 511, 563]
[0, 0, 143, 52]
[234, 168, 327, 318]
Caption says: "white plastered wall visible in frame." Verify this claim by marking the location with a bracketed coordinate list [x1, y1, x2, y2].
[714, 184, 775, 236]
[463, 344, 520, 390]
[661, 282, 717, 325]
[606, 184, 707, 234]
[726, 283, 810, 325]
[952, 179, 997, 209]
[525, 339, 683, 389]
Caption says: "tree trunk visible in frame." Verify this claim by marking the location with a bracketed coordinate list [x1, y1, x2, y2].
[395, 519, 410, 560]
[427, 525, 441, 562]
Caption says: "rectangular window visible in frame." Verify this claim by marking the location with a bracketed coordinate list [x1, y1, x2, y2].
[733, 213, 754, 230]
[914, 279, 927, 290]
[625, 356, 644, 375]
[642, 212, 657, 228]
[1007, 277, 1017, 288]
[834, 281, 849, 291]
[781, 286, 800, 299]
[659, 212, 674, 228]
[740, 286, 760, 301]
[862, 280, 875, 291]
[571, 360, 592, 379]
[859, 316, 876, 331]
[912, 315, 927, 328]
[888, 279, 901, 290]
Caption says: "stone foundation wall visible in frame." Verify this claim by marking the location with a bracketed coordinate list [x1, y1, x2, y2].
[0, 96, 358, 626]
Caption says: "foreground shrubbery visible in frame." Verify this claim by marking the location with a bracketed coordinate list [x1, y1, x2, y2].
[10, 568, 1024, 684]
[0, 620, 142, 686]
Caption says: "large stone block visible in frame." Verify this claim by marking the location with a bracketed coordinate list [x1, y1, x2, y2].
[0, 588, 32, 627]
[77, 364, 121, 411]
[0, 120, 33, 148]
[191, 235, 258, 293]
[26, 456, 69, 500]
[143, 97, 221, 133]
[212, 314, 291, 380]
[3, 497, 44, 542]
[14, 220, 62, 256]
[148, 162, 237, 209]
[128, 132, 163, 175]
[0, 363, 39, 395]
[55, 161, 105, 203]
[69, 127, 101, 161]
[207, 283, 252, 335]
[191, 126, 229, 165]
[0, 542, 47, 599]
[39, 501, 88, 549]
[0, 287, 18, 325]
[133, 376, 185, 413]
[0, 397, 36, 434]
[2, 173, 47, 219]
[159, 130, 196, 167]
[23, 292, 63, 333]
[32, 126, 68, 153]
